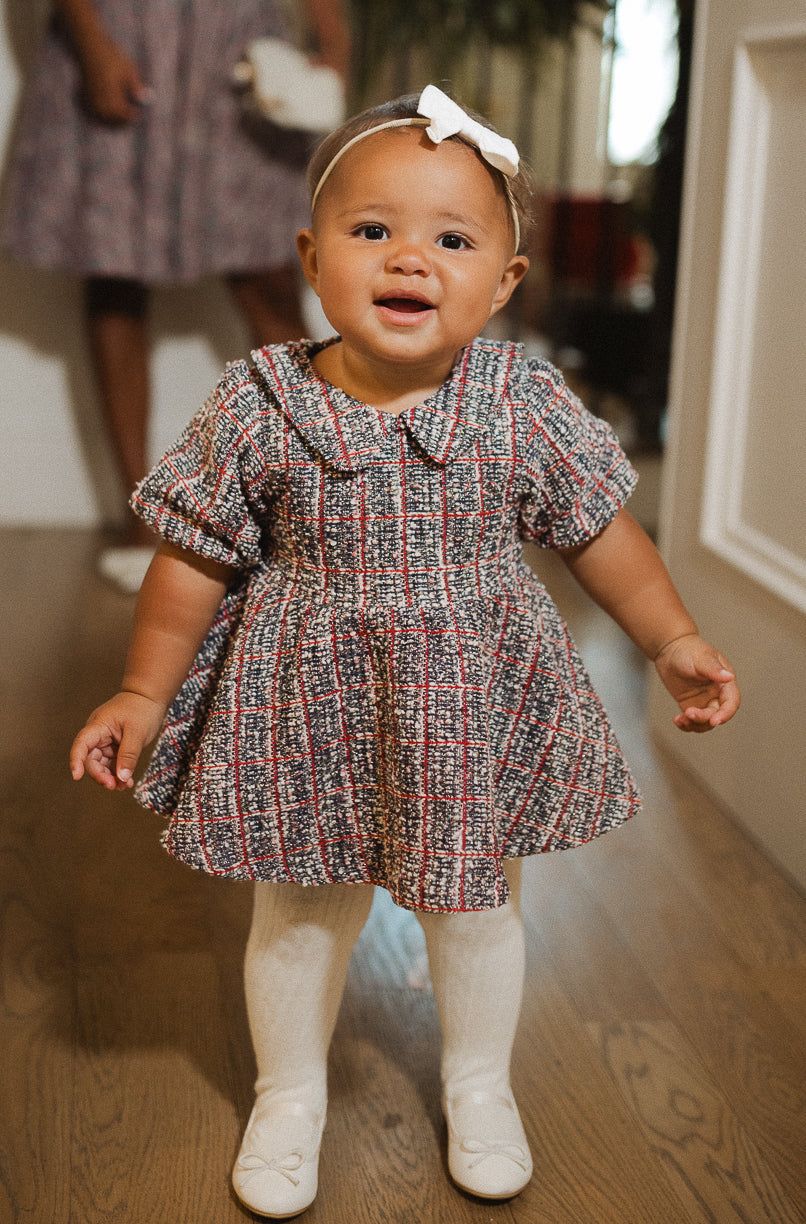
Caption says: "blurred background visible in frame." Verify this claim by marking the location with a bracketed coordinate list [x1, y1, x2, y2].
[0, 0, 687, 534]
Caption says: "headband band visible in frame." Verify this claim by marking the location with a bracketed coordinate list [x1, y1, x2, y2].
[310, 86, 521, 250]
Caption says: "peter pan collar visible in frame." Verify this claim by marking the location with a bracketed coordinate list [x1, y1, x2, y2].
[251, 338, 520, 473]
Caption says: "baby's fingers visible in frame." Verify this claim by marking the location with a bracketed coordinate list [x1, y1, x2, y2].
[675, 677, 741, 732]
[710, 676, 741, 724]
[84, 745, 129, 789]
[674, 701, 719, 733]
[114, 726, 146, 787]
[71, 692, 163, 790]
[70, 725, 104, 780]
[71, 728, 119, 787]
[70, 722, 133, 790]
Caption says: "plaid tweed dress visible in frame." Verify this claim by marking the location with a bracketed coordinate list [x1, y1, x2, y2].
[132, 337, 641, 912]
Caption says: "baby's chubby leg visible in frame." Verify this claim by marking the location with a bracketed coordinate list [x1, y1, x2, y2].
[235, 880, 373, 1217]
[417, 860, 533, 1199]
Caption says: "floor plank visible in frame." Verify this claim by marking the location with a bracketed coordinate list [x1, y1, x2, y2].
[2, 527, 806, 1223]
[0, 785, 74, 1224]
[593, 1020, 803, 1224]
[511, 969, 691, 1224]
[568, 831, 806, 1218]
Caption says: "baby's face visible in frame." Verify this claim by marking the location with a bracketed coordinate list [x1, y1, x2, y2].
[297, 128, 528, 384]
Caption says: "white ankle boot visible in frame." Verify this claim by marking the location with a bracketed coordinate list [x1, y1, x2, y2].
[233, 1098, 324, 1218]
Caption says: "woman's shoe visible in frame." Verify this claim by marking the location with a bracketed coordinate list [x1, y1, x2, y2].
[444, 1089, 533, 1199]
[233, 1098, 324, 1218]
[97, 545, 154, 594]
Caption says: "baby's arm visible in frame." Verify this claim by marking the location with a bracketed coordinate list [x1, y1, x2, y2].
[559, 509, 740, 732]
[70, 543, 233, 789]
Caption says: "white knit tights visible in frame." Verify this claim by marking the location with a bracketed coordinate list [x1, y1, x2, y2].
[244, 881, 374, 1117]
[243, 861, 525, 1113]
[416, 859, 524, 1099]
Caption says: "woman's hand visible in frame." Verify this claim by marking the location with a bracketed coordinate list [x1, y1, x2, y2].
[80, 40, 151, 124]
[70, 691, 166, 790]
[303, 0, 352, 78]
[654, 633, 741, 732]
[54, 0, 150, 122]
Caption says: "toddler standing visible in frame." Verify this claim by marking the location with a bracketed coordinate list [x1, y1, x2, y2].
[71, 86, 740, 1218]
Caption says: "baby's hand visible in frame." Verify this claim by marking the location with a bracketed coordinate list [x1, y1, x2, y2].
[70, 692, 165, 790]
[654, 633, 740, 733]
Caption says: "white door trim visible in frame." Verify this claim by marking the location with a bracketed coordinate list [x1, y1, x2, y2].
[701, 22, 806, 613]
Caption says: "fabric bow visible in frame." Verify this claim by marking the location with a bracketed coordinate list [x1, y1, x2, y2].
[417, 85, 519, 178]
[459, 1138, 530, 1170]
[236, 1148, 305, 1187]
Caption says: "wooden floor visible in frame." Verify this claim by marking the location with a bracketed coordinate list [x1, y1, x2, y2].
[3, 527, 806, 1224]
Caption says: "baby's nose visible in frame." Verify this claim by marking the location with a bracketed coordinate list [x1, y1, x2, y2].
[386, 240, 432, 275]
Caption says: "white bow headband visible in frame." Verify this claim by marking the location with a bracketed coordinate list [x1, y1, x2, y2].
[310, 85, 521, 249]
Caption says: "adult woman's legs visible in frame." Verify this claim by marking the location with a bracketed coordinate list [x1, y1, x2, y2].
[85, 277, 153, 547]
[228, 264, 307, 347]
[87, 266, 307, 519]
[417, 860, 532, 1198]
[87, 267, 308, 593]
[236, 880, 374, 1215]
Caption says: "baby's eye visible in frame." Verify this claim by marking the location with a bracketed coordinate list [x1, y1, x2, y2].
[437, 233, 470, 250]
[355, 224, 388, 241]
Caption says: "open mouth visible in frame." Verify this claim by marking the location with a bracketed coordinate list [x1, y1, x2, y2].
[375, 295, 435, 315]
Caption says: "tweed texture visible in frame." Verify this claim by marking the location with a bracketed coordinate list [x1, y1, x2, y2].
[132, 338, 641, 911]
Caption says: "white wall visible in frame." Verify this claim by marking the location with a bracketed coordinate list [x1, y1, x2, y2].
[0, 6, 325, 528]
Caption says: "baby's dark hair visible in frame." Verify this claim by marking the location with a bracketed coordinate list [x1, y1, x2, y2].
[307, 92, 534, 254]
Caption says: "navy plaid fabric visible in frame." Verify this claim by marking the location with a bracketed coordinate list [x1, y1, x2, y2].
[132, 338, 641, 912]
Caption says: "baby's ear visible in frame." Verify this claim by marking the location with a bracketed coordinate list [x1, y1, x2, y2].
[490, 254, 530, 316]
[296, 229, 319, 290]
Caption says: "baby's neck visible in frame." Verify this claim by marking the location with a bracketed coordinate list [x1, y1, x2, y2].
[313, 342, 456, 416]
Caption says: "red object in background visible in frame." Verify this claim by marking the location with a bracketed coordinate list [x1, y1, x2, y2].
[534, 192, 647, 294]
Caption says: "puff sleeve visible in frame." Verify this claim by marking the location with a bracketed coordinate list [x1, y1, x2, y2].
[517, 360, 638, 550]
[131, 361, 272, 569]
